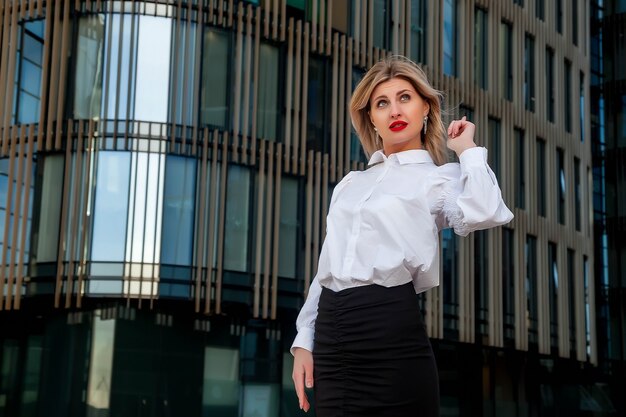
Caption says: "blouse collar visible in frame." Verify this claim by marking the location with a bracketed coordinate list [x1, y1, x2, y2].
[367, 149, 434, 166]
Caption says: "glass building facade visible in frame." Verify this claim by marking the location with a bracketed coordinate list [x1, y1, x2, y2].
[0, 0, 622, 416]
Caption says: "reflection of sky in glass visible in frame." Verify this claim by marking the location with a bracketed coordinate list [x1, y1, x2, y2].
[91, 152, 130, 261]
[101, 16, 172, 122]
[126, 152, 164, 263]
[103, 15, 132, 119]
[134, 17, 171, 122]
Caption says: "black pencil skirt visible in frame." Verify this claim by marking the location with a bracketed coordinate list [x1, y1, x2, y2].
[313, 282, 439, 417]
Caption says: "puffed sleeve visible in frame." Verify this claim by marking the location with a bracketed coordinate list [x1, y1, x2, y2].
[290, 171, 356, 355]
[425, 147, 513, 236]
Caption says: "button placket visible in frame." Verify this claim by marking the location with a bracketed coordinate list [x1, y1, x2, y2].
[340, 162, 391, 277]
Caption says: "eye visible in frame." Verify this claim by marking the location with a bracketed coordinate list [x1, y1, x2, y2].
[376, 99, 388, 108]
[400, 93, 411, 102]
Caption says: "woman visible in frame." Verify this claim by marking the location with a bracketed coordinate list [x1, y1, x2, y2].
[291, 55, 513, 416]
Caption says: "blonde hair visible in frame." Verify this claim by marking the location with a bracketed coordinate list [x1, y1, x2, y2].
[349, 55, 449, 166]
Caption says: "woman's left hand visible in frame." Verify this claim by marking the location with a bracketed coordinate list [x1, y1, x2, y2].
[447, 116, 477, 156]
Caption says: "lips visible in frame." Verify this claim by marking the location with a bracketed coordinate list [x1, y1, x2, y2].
[389, 121, 408, 132]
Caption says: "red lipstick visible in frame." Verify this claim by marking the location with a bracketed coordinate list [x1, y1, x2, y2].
[389, 121, 408, 132]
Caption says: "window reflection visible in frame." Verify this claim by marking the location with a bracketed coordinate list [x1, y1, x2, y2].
[91, 151, 130, 263]
[86, 310, 116, 417]
[74, 16, 104, 119]
[224, 165, 251, 272]
[201, 29, 231, 129]
[410, 0, 427, 64]
[0, 158, 34, 269]
[173, 21, 198, 126]
[33, 155, 64, 263]
[257, 44, 280, 141]
[278, 177, 299, 278]
[443, 0, 457, 77]
[134, 17, 171, 122]
[124, 152, 165, 295]
[161, 156, 196, 266]
[97, 15, 172, 123]
[442, 228, 458, 340]
[202, 347, 240, 416]
[13, 20, 45, 124]
[307, 57, 330, 153]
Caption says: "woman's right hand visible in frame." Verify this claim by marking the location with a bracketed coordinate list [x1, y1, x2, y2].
[292, 347, 314, 412]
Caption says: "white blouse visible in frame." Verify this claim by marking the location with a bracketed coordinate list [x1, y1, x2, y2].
[291, 146, 514, 353]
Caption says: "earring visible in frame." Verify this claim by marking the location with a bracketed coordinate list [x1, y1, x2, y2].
[423, 116, 429, 135]
[374, 127, 382, 147]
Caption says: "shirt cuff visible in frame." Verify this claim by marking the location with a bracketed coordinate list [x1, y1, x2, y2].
[458, 146, 488, 171]
[290, 327, 315, 356]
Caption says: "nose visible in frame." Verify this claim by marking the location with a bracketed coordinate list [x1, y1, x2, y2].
[389, 102, 401, 118]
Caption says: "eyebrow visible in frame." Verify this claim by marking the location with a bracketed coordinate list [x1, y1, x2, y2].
[372, 89, 413, 103]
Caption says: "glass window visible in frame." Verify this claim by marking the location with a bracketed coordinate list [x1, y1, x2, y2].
[583, 255, 590, 359]
[474, 8, 488, 90]
[515, 128, 525, 209]
[86, 310, 116, 415]
[12, 20, 45, 124]
[548, 241, 559, 354]
[442, 228, 458, 340]
[574, 157, 581, 231]
[572, 0, 578, 45]
[564, 59, 572, 132]
[557, 147, 566, 224]
[443, 0, 458, 77]
[73, 16, 104, 119]
[33, 155, 64, 263]
[202, 347, 240, 415]
[307, 57, 330, 153]
[0, 158, 34, 269]
[91, 151, 131, 262]
[474, 230, 489, 339]
[536, 0, 545, 20]
[579, 71, 585, 142]
[537, 138, 547, 217]
[101, 15, 173, 123]
[502, 228, 515, 347]
[556, 0, 563, 33]
[224, 165, 252, 272]
[134, 17, 172, 122]
[161, 156, 197, 266]
[488, 117, 501, 180]
[500, 21, 513, 101]
[257, 43, 281, 141]
[351, 68, 368, 163]
[278, 177, 300, 279]
[526, 235, 538, 349]
[567, 248, 576, 357]
[372, 0, 391, 50]
[546, 47, 555, 123]
[524, 34, 535, 112]
[172, 20, 198, 126]
[125, 152, 165, 267]
[201, 28, 231, 129]
[410, 0, 427, 64]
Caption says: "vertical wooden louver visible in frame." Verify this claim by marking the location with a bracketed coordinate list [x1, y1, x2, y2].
[0, 0, 596, 365]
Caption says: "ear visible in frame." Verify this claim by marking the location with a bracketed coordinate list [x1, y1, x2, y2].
[423, 101, 430, 117]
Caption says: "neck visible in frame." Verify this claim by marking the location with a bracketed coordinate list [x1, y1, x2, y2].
[383, 139, 423, 156]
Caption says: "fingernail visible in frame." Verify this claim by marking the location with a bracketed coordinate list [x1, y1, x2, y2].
[306, 381, 312, 388]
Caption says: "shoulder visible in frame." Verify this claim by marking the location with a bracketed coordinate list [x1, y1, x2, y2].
[426, 161, 461, 183]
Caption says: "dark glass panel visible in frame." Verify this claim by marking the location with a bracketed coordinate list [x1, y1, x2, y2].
[200, 28, 231, 129]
